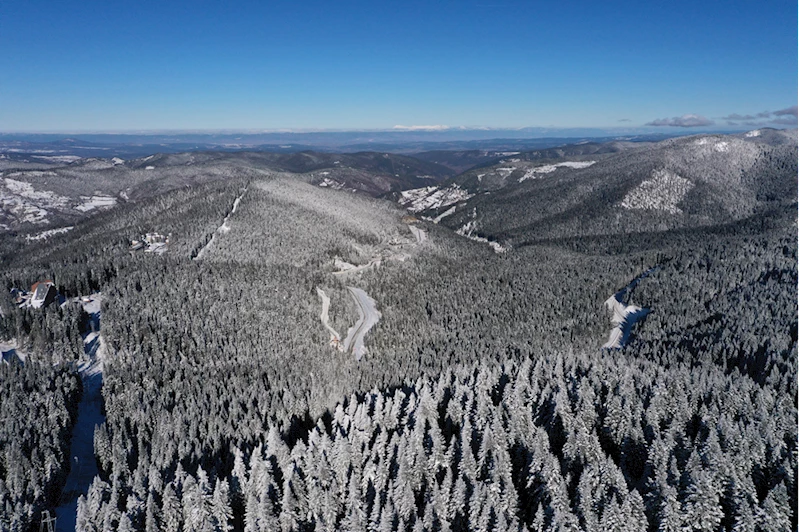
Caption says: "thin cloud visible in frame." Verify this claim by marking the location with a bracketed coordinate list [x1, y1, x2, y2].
[720, 111, 771, 120]
[773, 105, 798, 117]
[646, 114, 714, 127]
[717, 106, 796, 125]
[617, 118, 631, 122]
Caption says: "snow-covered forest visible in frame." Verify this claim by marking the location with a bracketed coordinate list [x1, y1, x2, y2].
[0, 131, 795, 531]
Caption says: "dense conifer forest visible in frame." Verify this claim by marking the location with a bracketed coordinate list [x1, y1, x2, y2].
[0, 131, 795, 531]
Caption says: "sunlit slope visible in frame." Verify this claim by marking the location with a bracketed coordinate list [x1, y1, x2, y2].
[402, 130, 797, 248]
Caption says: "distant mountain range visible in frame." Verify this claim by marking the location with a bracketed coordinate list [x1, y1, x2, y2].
[0, 128, 744, 160]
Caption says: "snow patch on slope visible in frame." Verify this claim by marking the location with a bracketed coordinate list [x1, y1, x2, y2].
[318, 177, 345, 190]
[399, 184, 474, 213]
[75, 196, 117, 212]
[432, 206, 456, 223]
[26, 226, 74, 241]
[518, 161, 596, 182]
[1, 178, 70, 225]
[620, 169, 694, 215]
[456, 217, 507, 254]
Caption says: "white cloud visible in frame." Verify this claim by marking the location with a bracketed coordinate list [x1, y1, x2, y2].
[646, 114, 714, 127]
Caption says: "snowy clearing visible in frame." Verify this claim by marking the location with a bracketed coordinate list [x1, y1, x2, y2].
[745, 129, 761, 138]
[26, 226, 74, 241]
[75, 195, 117, 212]
[399, 184, 474, 213]
[518, 161, 596, 182]
[620, 169, 694, 215]
[496, 167, 516, 177]
[0, 341, 27, 364]
[342, 287, 381, 361]
[318, 177, 345, 190]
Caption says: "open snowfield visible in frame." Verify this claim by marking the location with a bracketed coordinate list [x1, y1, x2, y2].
[399, 184, 474, 213]
[74, 195, 117, 212]
[518, 161, 596, 182]
[620, 169, 694, 214]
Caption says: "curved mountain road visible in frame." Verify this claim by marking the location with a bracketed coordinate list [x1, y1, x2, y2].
[342, 287, 381, 361]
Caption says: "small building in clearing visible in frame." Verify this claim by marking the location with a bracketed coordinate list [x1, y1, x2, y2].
[30, 281, 57, 309]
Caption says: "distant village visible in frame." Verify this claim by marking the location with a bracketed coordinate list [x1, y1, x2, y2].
[129, 232, 170, 254]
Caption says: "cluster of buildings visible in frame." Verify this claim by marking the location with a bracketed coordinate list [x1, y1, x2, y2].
[130, 232, 170, 254]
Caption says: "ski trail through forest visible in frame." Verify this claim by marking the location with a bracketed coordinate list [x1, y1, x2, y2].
[194, 187, 247, 260]
[602, 267, 658, 348]
[342, 287, 381, 361]
[55, 295, 106, 531]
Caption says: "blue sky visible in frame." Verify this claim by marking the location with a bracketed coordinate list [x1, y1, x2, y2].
[1, 0, 796, 131]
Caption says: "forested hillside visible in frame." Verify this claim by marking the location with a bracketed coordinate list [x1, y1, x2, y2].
[407, 130, 798, 250]
[0, 131, 795, 531]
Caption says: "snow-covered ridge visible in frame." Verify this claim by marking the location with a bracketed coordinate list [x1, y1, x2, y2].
[745, 129, 761, 138]
[518, 161, 596, 183]
[620, 169, 694, 215]
[399, 184, 474, 213]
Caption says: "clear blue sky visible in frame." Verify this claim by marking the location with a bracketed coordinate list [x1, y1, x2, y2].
[1, 0, 795, 131]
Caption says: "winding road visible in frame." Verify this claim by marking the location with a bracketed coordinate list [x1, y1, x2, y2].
[342, 287, 381, 361]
